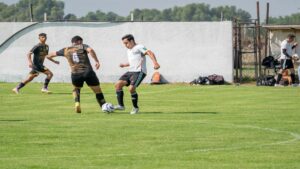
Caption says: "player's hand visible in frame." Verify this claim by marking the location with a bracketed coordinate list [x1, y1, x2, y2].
[95, 62, 100, 70]
[154, 63, 160, 70]
[29, 63, 33, 68]
[294, 42, 298, 46]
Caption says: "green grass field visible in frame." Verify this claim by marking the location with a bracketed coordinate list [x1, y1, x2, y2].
[0, 83, 300, 169]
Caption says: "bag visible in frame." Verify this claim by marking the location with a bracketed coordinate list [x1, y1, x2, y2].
[262, 56, 280, 69]
[207, 74, 225, 85]
[262, 56, 275, 68]
[257, 75, 276, 86]
[190, 76, 209, 85]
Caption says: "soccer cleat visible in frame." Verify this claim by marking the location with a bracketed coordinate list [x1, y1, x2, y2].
[274, 84, 284, 87]
[75, 102, 81, 113]
[12, 88, 19, 94]
[114, 105, 125, 111]
[41, 88, 52, 94]
[291, 84, 299, 87]
[130, 107, 139, 115]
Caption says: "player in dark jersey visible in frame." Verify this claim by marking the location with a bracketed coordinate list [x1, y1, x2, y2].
[12, 33, 58, 94]
[46, 36, 111, 113]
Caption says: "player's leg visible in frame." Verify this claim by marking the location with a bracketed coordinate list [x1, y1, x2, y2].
[41, 68, 53, 93]
[114, 72, 130, 110]
[128, 72, 146, 114]
[85, 70, 107, 110]
[71, 73, 84, 113]
[89, 85, 107, 108]
[73, 86, 82, 113]
[129, 85, 139, 114]
[275, 60, 285, 87]
[12, 71, 38, 94]
[114, 80, 127, 110]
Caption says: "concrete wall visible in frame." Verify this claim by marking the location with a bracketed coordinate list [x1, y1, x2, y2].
[0, 22, 36, 44]
[0, 22, 233, 83]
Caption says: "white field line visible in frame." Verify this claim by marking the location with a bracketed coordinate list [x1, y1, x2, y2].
[0, 120, 299, 160]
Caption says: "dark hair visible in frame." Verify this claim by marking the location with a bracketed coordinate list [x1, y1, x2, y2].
[287, 34, 296, 38]
[71, 35, 83, 43]
[122, 34, 135, 41]
[39, 33, 47, 37]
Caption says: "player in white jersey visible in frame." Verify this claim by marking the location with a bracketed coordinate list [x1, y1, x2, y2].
[114, 34, 160, 114]
[275, 34, 298, 87]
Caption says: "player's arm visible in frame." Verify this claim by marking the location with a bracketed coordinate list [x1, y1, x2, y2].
[46, 51, 60, 65]
[282, 49, 292, 58]
[145, 50, 160, 69]
[86, 47, 100, 70]
[27, 52, 33, 68]
[292, 42, 298, 49]
[120, 63, 130, 68]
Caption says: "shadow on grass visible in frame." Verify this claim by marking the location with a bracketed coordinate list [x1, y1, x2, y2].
[0, 119, 26, 122]
[51, 92, 91, 95]
[110, 111, 219, 115]
[145, 111, 219, 115]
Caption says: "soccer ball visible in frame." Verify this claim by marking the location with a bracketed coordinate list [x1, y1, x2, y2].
[102, 103, 114, 113]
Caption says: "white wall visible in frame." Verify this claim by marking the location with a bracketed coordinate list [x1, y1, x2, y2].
[0, 22, 36, 44]
[0, 22, 233, 83]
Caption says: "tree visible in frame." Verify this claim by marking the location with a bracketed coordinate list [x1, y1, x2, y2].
[64, 13, 77, 21]
[0, 1, 252, 22]
[0, 0, 64, 22]
[269, 13, 300, 25]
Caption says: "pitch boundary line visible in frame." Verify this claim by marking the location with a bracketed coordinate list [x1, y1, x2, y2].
[0, 121, 299, 160]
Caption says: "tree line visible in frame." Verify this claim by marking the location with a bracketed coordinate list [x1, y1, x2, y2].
[0, 0, 299, 24]
[0, 0, 250, 22]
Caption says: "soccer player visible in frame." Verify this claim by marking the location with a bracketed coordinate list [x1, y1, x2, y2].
[275, 34, 298, 87]
[114, 34, 160, 114]
[12, 33, 56, 94]
[46, 36, 109, 113]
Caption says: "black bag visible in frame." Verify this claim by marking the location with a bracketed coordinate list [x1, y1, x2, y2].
[207, 74, 225, 85]
[262, 56, 280, 69]
[262, 56, 275, 68]
[190, 76, 209, 85]
[257, 75, 276, 86]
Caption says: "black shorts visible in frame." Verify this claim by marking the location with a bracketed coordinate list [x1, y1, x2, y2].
[119, 71, 146, 87]
[71, 70, 100, 87]
[280, 59, 294, 70]
[29, 65, 48, 75]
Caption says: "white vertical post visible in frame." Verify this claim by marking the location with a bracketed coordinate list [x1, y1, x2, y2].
[44, 13, 47, 22]
[131, 12, 134, 22]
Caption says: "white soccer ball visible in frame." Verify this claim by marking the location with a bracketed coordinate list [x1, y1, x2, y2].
[102, 103, 114, 113]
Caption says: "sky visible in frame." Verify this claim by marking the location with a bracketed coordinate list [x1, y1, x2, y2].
[1, 0, 300, 19]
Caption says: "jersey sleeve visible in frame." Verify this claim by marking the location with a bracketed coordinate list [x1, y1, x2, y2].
[83, 44, 90, 50]
[56, 48, 65, 56]
[281, 41, 288, 49]
[30, 44, 39, 53]
[137, 45, 148, 54]
[46, 45, 49, 54]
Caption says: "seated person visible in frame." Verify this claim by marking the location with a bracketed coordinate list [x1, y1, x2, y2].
[281, 69, 292, 85]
